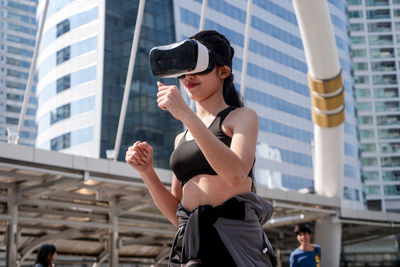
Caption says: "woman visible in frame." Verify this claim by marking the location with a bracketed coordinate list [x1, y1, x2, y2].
[126, 30, 274, 266]
[34, 244, 57, 267]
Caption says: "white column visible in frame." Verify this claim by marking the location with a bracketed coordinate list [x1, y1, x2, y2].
[292, 1, 343, 266]
[6, 187, 18, 267]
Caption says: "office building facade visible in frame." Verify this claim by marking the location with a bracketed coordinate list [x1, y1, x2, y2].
[35, 0, 180, 168]
[0, 0, 37, 146]
[174, 0, 363, 208]
[348, 0, 400, 212]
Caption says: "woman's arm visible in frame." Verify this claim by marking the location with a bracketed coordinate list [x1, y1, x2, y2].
[126, 141, 181, 227]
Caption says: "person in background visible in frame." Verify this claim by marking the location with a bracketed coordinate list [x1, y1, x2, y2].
[290, 223, 321, 267]
[34, 243, 57, 267]
[126, 30, 275, 266]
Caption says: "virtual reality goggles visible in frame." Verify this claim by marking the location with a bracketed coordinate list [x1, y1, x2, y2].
[149, 39, 217, 79]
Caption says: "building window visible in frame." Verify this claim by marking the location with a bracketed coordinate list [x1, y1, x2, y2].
[363, 171, 379, 181]
[394, 9, 400, 17]
[56, 74, 71, 93]
[352, 49, 367, 58]
[351, 36, 366, 44]
[350, 23, 364, 31]
[374, 87, 398, 98]
[378, 128, 400, 139]
[358, 115, 373, 125]
[362, 157, 378, 166]
[377, 114, 400, 125]
[366, 0, 389, 6]
[357, 102, 373, 111]
[50, 104, 70, 124]
[354, 75, 369, 84]
[370, 48, 394, 59]
[56, 19, 70, 37]
[368, 22, 391, 32]
[380, 142, 400, 153]
[375, 101, 400, 111]
[371, 61, 396, 71]
[383, 170, 400, 181]
[349, 10, 363, 18]
[384, 185, 400, 196]
[360, 129, 375, 139]
[372, 74, 397, 85]
[369, 35, 393, 45]
[356, 89, 371, 99]
[361, 143, 376, 152]
[56, 46, 70, 65]
[366, 185, 380, 195]
[348, 0, 362, 5]
[353, 62, 368, 71]
[367, 9, 390, 19]
[51, 133, 71, 151]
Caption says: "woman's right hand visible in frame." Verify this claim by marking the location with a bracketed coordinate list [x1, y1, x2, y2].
[125, 141, 153, 173]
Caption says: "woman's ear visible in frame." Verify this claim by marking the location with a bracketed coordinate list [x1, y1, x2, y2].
[218, 66, 231, 79]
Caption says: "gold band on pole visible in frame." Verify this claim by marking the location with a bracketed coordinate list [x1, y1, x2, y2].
[308, 69, 345, 127]
[308, 69, 343, 94]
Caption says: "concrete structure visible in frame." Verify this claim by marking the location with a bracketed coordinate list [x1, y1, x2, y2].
[1, 142, 399, 266]
[0, 0, 38, 146]
[348, 0, 400, 213]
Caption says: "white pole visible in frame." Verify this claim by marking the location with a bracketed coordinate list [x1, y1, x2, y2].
[292, 1, 344, 266]
[199, 0, 208, 31]
[16, 0, 49, 144]
[113, 0, 146, 161]
[240, 0, 252, 102]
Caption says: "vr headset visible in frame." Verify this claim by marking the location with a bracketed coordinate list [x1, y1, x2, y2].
[149, 39, 216, 78]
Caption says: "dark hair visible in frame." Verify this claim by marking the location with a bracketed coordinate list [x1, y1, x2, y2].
[294, 223, 312, 236]
[190, 30, 243, 108]
[35, 244, 56, 267]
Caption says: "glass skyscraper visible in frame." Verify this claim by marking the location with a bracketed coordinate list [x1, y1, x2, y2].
[174, 0, 363, 208]
[35, 0, 180, 168]
[348, 0, 400, 212]
[0, 0, 37, 146]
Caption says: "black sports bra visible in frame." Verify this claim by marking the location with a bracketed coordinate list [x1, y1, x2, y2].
[170, 106, 254, 187]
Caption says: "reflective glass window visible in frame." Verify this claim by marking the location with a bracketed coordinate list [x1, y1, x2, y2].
[380, 142, 400, 153]
[368, 22, 391, 32]
[368, 35, 393, 45]
[373, 74, 397, 85]
[56, 19, 70, 37]
[6, 117, 19, 125]
[382, 156, 400, 167]
[367, 9, 390, 19]
[56, 75, 71, 93]
[371, 61, 396, 71]
[374, 87, 398, 98]
[352, 49, 367, 58]
[354, 75, 369, 84]
[384, 185, 400, 196]
[350, 23, 364, 31]
[351, 36, 365, 44]
[383, 171, 400, 181]
[353, 62, 368, 71]
[362, 157, 378, 166]
[377, 114, 400, 125]
[375, 101, 400, 111]
[366, 0, 389, 6]
[370, 48, 394, 59]
[358, 115, 373, 125]
[378, 128, 400, 139]
[366, 185, 380, 195]
[348, 0, 362, 5]
[56, 46, 70, 65]
[361, 143, 376, 152]
[349, 10, 363, 18]
[357, 102, 373, 111]
[51, 133, 70, 151]
[394, 9, 400, 17]
[50, 104, 70, 124]
[360, 129, 375, 139]
[363, 171, 379, 181]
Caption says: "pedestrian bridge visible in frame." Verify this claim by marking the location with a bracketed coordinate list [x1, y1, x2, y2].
[0, 142, 399, 266]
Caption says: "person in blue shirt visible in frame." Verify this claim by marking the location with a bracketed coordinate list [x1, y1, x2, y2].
[290, 223, 321, 267]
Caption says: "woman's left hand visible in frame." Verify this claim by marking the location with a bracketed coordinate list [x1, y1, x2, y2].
[156, 81, 192, 121]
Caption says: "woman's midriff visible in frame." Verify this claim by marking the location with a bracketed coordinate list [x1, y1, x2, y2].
[180, 174, 253, 212]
